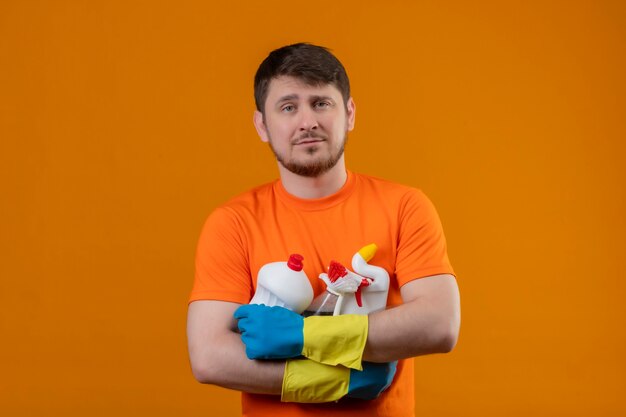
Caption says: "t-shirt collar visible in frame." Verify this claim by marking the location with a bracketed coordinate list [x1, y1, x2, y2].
[274, 170, 357, 211]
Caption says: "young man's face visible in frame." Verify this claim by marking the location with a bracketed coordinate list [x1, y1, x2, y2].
[254, 76, 355, 177]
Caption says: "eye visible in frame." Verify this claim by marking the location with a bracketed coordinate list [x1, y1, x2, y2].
[315, 101, 331, 109]
[281, 104, 295, 113]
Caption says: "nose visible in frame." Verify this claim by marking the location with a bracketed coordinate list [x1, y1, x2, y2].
[298, 106, 318, 131]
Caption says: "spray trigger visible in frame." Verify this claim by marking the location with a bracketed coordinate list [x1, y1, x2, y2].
[355, 278, 371, 307]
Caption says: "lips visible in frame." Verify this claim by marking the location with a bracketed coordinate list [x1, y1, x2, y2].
[295, 139, 325, 145]
[293, 133, 327, 145]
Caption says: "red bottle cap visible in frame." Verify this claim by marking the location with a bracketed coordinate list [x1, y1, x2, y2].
[287, 254, 304, 271]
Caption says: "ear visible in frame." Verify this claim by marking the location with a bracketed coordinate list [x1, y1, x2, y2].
[253, 110, 269, 143]
[346, 97, 356, 131]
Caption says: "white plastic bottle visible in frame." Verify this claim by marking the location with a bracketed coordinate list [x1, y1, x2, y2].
[249, 254, 314, 314]
[339, 244, 390, 315]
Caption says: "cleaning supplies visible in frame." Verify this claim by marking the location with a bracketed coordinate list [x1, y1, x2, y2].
[249, 253, 314, 314]
[304, 244, 390, 316]
[341, 243, 390, 315]
[302, 260, 360, 317]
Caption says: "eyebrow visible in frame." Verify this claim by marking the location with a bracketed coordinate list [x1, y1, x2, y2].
[275, 94, 335, 105]
[276, 94, 299, 104]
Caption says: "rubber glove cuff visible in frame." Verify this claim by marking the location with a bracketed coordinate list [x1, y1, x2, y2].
[281, 359, 397, 403]
[302, 314, 368, 370]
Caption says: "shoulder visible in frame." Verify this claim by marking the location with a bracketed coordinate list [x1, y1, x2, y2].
[352, 172, 429, 205]
[214, 180, 278, 215]
[199, 181, 277, 234]
[351, 172, 442, 226]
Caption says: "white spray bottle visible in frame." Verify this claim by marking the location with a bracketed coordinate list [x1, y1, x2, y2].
[306, 244, 390, 316]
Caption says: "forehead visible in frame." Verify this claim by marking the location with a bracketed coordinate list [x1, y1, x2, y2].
[266, 76, 343, 103]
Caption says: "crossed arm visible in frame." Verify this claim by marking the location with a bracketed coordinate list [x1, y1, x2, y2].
[186, 273, 460, 394]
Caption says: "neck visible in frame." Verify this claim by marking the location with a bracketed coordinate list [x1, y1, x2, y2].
[277, 157, 348, 199]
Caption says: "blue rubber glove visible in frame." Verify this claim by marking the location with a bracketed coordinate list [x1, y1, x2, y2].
[235, 304, 369, 369]
[347, 361, 397, 400]
[234, 304, 304, 360]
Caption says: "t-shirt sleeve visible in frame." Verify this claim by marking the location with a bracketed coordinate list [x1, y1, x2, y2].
[189, 206, 253, 304]
[395, 188, 455, 287]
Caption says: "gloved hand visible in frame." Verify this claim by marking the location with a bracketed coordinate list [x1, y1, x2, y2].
[346, 361, 397, 400]
[282, 359, 397, 403]
[234, 304, 368, 369]
[235, 304, 304, 360]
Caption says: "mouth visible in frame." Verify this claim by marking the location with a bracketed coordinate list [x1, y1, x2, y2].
[294, 139, 325, 145]
[293, 133, 327, 146]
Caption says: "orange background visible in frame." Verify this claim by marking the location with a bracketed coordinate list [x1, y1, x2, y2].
[1, 1, 625, 415]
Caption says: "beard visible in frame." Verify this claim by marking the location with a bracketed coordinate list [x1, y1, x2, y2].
[268, 132, 347, 178]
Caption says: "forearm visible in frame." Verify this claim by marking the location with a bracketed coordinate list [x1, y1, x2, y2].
[190, 330, 284, 394]
[187, 301, 284, 395]
[363, 274, 460, 362]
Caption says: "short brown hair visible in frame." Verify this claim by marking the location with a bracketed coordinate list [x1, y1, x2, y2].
[254, 43, 351, 114]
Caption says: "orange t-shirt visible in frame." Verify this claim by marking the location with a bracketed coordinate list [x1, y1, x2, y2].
[190, 171, 455, 417]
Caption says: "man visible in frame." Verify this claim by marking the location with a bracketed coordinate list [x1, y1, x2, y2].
[187, 43, 460, 417]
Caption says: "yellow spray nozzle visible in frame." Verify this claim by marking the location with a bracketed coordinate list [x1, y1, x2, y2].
[357, 243, 378, 262]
